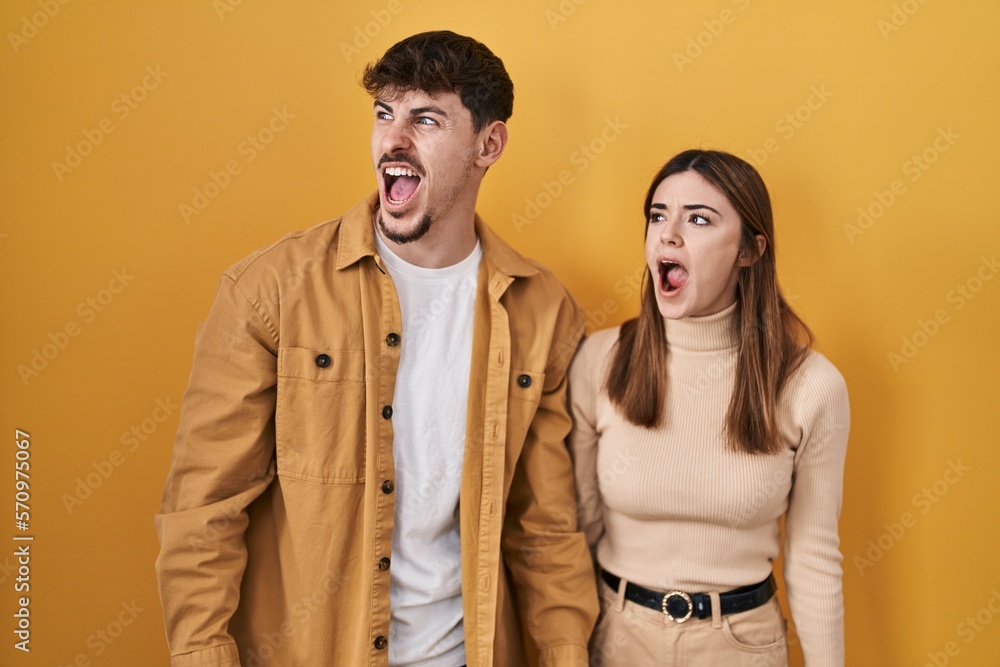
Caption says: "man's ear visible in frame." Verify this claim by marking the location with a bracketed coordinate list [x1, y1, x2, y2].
[737, 234, 767, 266]
[474, 120, 508, 168]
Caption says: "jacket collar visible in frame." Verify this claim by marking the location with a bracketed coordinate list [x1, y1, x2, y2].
[335, 193, 380, 271]
[336, 192, 539, 279]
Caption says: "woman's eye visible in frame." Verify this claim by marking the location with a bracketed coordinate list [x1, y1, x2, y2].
[649, 213, 665, 223]
[690, 214, 709, 226]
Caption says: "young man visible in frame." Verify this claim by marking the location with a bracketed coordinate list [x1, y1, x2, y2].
[155, 31, 598, 666]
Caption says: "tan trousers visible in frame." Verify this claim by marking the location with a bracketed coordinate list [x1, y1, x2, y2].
[590, 575, 789, 667]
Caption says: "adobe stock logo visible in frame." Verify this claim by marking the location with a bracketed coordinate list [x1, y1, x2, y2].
[51, 66, 169, 182]
[583, 265, 646, 332]
[844, 127, 959, 244]
[511, 117, 628, 233]
[7, 0, 71, 54]
[178, 107, 295, 224]
[544, 0, 588, 30]
[56, 600, 146, 666]
[887, 255, 997, 372]
[745, 85, 834, 167]
[62, 397, 178, 514]
[921, 588, 1000, 667]
[17, 268, 136, 385]
[672, 0, 751, 72]
[853, 459, 969, 576]
[338, 0, 408, 63]
[877, 0, 932, 40]
[213, 0, 246, 20]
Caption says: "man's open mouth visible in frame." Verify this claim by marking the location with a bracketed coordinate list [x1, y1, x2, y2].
[659, 259, 689, 293]
[383, 165, 421, 205]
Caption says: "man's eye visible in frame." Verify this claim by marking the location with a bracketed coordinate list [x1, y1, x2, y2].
[416, 117, 437, 126]
[375, 111, 391, 121]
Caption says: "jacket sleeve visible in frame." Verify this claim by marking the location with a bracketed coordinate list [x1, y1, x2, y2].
[783, 354, 850, 667]
[155, 274, 279, 667]
[500, 294, 599, 667]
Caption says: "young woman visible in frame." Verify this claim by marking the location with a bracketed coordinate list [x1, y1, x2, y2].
[570, 149, 849, 666]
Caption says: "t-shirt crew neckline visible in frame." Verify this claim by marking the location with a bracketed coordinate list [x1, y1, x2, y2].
[374, 228, 483, 282]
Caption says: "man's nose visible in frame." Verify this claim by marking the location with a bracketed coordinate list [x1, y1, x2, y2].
[379, 121, 412, 156]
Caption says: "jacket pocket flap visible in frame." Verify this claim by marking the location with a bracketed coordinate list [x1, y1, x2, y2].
[278, 347, 364, 382]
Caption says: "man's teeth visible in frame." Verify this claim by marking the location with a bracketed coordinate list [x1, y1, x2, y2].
[384, 166, 417, 177]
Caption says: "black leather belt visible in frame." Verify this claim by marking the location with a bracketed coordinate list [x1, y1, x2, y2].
[601, 570, 776, 623]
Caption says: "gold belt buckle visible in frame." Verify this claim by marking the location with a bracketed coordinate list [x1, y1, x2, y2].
[661, 590, 693, 623]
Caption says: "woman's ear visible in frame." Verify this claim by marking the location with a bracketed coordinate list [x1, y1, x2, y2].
[738, 234, 767, 267]
[474, 120, 508, 168]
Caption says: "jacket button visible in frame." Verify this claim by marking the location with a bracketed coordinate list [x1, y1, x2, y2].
[378, 557, 391, 571]
[373, 635, 387, 650]
[381, 480, 394, 494]
[517, 374, 532, 388]
[315, 354, 331, 368]
[386, 332, 400, 347]
[381, 405, 393, 419]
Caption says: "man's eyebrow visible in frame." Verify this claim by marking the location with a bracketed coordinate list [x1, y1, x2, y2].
[409, 105, 449, 117]
[374, 100, 392, 113]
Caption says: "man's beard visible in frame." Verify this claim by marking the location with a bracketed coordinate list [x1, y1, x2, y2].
[377, 209, 432, 245]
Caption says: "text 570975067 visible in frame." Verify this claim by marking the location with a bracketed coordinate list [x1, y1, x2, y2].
[14, 429, 32, 653]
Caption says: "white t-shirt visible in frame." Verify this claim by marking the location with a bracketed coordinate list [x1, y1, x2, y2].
[375, 231, 481, 667]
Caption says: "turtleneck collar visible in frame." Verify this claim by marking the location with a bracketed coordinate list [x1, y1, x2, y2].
[663, 301, 739, 352]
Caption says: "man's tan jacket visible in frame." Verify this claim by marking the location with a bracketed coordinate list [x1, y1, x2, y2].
[155, 193, 598, 666]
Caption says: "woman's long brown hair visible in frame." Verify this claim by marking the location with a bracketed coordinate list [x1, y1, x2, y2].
[606, 149, 813, 454]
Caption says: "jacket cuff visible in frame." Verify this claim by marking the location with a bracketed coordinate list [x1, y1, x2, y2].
[170, 643, 241, 667]
[537, 643, 589, 667]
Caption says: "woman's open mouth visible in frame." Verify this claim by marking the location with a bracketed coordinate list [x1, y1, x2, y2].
[659, 259, 689, 294]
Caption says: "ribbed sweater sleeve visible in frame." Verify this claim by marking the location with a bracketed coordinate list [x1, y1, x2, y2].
[783, 353, 850, 666]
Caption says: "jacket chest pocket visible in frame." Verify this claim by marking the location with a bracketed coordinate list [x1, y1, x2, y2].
[504, 368, 545, 455]
[276, 347, 366, 484]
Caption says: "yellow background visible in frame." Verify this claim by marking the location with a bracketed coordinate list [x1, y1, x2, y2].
[2, 1, 998, 665]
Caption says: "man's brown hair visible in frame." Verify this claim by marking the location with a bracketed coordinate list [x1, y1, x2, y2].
[362, 30, 514, 132]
